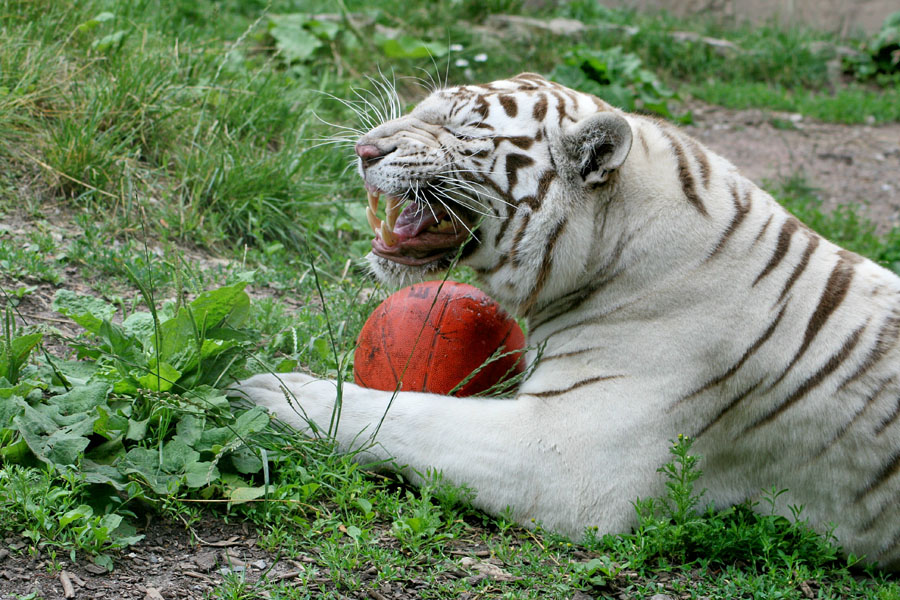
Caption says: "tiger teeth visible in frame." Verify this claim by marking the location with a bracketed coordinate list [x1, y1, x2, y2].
[380, 221, 398, 246]
[385, 196, 399, 230]
[366, 189, 401, 245]
[366, 206, 381, 233]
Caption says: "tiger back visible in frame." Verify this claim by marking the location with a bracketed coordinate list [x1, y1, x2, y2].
[238, 73, 900, 568]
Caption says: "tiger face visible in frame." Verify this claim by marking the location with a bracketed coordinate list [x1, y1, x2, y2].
[356, 73, 632, 315]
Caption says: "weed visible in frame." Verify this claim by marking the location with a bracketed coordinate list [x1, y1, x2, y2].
[845, 12, 900, 80]
[550, 46, 679, 118]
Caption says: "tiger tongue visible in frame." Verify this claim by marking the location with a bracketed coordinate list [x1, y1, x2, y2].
[392, 203, 446, 238]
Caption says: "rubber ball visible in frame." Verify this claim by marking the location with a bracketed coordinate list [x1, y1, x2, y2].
[353, 281, 525, 396]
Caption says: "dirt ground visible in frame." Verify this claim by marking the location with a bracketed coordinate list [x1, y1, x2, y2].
[2, 102, 900, 599]
[684, 103, 900, 230]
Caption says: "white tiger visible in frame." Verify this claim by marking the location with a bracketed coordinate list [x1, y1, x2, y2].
[238, 73, 900, 568]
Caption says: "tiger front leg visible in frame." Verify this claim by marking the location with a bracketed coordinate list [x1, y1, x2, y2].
[234, 372, 641, 538]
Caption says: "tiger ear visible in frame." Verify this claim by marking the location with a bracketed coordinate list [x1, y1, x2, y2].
[563, 112, 633, 186]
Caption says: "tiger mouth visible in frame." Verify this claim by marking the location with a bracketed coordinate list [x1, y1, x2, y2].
[366, 187, 473, 266]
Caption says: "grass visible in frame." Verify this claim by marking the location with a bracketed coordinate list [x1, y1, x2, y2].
[0, 0, 898, 598]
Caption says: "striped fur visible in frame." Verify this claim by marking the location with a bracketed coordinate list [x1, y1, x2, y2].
[238, 74, 900, 568]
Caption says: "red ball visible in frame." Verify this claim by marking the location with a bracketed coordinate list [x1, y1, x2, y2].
[353, 281, 525, 396]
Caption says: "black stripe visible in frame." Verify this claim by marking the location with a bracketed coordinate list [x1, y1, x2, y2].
[685, 136, 711, 188]
[695, 378, 766, 438]
[744, 324, 866, 434]
[768, 252, 860, 389]
[675, 303, 788, 407]
[776, 234, 820, 303]
[875, 395, 900, 436]
[541, 347, 600, 362]
[855, 448, 900, 503]
[877, 527, 900, 564]
[661, 130, 708, 217]
[504, 153, 535, 191]
[707, 182, 750, 260]
[509, 212, 531, 268]
[839, 308, 900, 390]
[810, 377, 893, 462]
[532, 94, 548, 121]
[753, 217, 799, 286]
[529, 375, 623, 398]
[752, 214, 774, 247]
[521, 219, 567, 315]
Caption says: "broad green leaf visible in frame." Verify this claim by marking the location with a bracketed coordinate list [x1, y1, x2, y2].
[126, 417, 149, 441]
[53, 290, 116, 334]
[85, 435, 123, 463]
[93, 404, 129, 438]
[122, 311, 156, 346]
[185, 460, 219, 488]
[198, 425, 232, 449]
[233, 406, 270, 437]
[9, 332, 42, 367]
[48, 382, 110, 416]
[355, 497, 373, 515]
[269, 15, 322, 62]
[136, 359, 180, 392]
[230, 446, 263, 474]
[0, 437, 29, 462]
[378, 35, 448, 59]
[0, 380, 36, 401]
[120, 447, 172, 495]
[161, 438, 199, 472]
[99, 513, 123, 534]
[77, 11, 115, 33]
[175, 415, 204, 446]
[92, 30, 129, 52]
[188, 284, 250, 330]
[55, 360, 99, 387]
[59, 505, 93, 528]
[306, 19, 340, 41]
[229, 485, 267, 504]
[189, 385, 230, 411]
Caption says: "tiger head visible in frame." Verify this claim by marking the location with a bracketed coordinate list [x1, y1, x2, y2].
[356, 73, 634, 316]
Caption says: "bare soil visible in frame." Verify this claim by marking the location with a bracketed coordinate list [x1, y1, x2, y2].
[2, 104, 900, 599]
[685, 103, 900, 230]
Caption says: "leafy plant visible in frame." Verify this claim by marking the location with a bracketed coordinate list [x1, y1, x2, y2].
[1, 308, 42, 386]
[267, 14, 343, 65]
[549, 45, 680, 118]
[586, 435, 846, 572]
[845, 12, 900, 80]
[0, 464, 143, 569]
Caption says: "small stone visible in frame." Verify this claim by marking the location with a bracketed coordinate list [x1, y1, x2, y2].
[0, 549, 8, 561]
[145, 587, 165, 600]
[84, 562, 108, 575]
[251, 559, 267, 570]
[219, 565, 246, 577]
[193, 552, 217, 572]
[650, 595, 675, 600]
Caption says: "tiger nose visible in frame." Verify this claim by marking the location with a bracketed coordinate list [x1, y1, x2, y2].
[355, 143, 386, 168]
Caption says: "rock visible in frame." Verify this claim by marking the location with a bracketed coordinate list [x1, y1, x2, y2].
[458, 557, 518, 582]
[192, 551, 217, 572]
[145, 587, 165, 600]
[650, 595, 675, 600]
